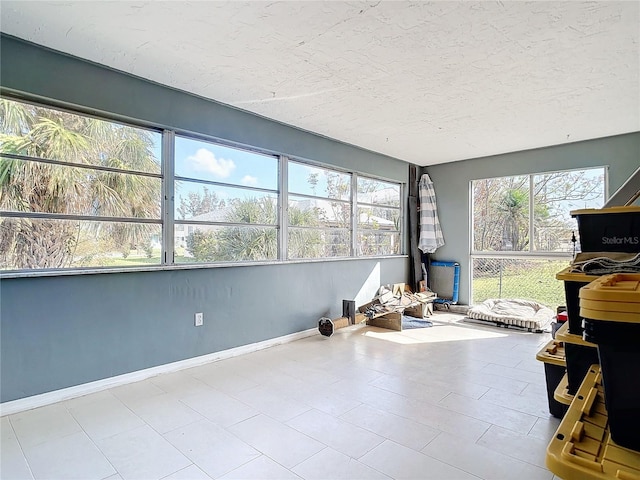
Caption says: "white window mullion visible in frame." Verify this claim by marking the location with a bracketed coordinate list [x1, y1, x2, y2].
[529, 174, 534, 253]
[162, 130, 175, 265]
[351, 173, 358, 256]
[279, 156, 289, 261]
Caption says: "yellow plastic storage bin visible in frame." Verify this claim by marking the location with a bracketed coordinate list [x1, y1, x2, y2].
[553, 372, 573, 406]
[555, 322, 600, 396]
[536, 339, 568, 418]
[546, 366, 640, 480]
[579, 273, 640, 451]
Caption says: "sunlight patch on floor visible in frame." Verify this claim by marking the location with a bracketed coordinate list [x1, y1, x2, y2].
[362, 323, 509, 345]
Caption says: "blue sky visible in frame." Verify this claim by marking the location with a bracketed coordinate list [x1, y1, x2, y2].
[148, 135, 400, 219]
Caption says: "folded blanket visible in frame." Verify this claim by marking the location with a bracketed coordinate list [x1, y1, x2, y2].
[467, 298, 554, 330]
[569, 252, 640, 275]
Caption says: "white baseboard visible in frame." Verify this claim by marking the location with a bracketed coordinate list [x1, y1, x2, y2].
[1, 328, 319, 417]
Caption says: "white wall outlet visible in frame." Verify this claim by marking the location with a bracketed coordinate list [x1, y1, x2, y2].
[194, 312, 204, 327]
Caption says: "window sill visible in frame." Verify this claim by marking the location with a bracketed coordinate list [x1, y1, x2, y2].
[0, 255, 409, 279]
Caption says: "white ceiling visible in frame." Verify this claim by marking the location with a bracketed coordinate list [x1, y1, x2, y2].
[1, 1, 639, 166]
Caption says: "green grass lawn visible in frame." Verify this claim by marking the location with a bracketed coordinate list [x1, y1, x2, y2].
[472, 259, 569, 309]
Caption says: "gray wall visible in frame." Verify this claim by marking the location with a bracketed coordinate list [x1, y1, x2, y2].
[426, 132, 640, 305]
[0, 35, 411, 403]
[1, 259, 406, 402]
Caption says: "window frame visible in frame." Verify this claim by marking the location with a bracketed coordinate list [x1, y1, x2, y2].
[356, 175, 403, 257]
[171, 133, 281, 264]
[469, 166, 608, 304]
[470, 166, 608, 257]
[0, 95, 405, 277]
[0, 97, 165, 272]
[286, 158, 353, 260]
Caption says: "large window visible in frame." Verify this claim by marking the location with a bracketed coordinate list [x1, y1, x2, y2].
[471, 167, 606, 305]
[357, 177, 401, 256]
[174, 136, 279, 263]
[0, 97, 404, 274]
[0, 99, 162, 270]
[287, 161, 351, 259]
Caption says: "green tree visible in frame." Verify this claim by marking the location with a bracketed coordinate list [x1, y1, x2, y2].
[177, 187, 224, 220]
[184, 194, 326, 262]
[0, 99, 160, 269]
[288, 204, 323, 259]
[213, 197, 278, 261]
[499, 187, 529, 251]
[185, 230, 218, 262]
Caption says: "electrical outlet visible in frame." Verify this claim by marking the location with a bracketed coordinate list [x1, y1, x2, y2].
[194, 312, 203, 327]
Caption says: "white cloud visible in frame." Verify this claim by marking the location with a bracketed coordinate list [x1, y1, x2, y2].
[241, 175, 258, 186]
[186, 148, 235, 178]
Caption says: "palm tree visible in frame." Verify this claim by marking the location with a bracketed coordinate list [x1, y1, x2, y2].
[0, 98, 160, 269]
[216, 197, 278, 261]
[499, 188, 529, 251]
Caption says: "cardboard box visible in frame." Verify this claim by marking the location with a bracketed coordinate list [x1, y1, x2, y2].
[367, 312, 402, 331]
[404, 301, 433, 318]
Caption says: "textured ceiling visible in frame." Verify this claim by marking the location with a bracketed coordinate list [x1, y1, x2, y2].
[1, 1, 639, 166]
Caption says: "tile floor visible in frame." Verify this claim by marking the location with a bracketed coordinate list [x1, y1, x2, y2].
[0, 313, 564, 480]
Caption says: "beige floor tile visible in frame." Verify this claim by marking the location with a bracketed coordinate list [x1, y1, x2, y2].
[23, 431, 115, 480]
[164, 419, 260, 478]
[339, 404, 440, 451]
[95, 425, 191, 480]
[477, 424, 550, 469]
[395, 398, 492, 442]
[220, 455, 301, 479]
[1, 417, 34, 480]
[286, 409, 385, 459]
[66, 392, 144, 441]
[450, 371, 529, 394]
[110, 379, 166, 405]
[528, 416, 561, 442]
[9, 403, 82, 449]
[359, 440, 478, 479]
[292, 447, 391, 480]
[482, 363, 546, 385]
[179, 388, 258, 428]
[422, 431, 553, 479]
[231, 385, 313, 422]
[126, 393, 204, 434]
[439, 392, 539, 433]
[193, 365, 261, 395]
[409, 369, 491, 399]
[368, 373, 451, 404]
[480, 387, 552, 419]
[228, 414, 325, 469]
[149, 371, 213, 397]
[162, 464, 211, 479]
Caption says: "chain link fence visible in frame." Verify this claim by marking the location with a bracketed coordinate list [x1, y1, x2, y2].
[472, 257, 570, 309]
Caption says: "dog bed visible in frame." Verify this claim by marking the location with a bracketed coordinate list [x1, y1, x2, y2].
[467, 298, 554, 332]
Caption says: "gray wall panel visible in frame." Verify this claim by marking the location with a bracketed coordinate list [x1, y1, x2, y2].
[426, 133, 640, 305]
[1, 258, 407, 402]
